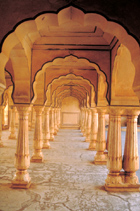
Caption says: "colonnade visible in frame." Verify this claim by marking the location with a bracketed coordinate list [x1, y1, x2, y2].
[0, 104, 61, 188]
[80, 106, 140, 191]
[0, 103, 140, 191]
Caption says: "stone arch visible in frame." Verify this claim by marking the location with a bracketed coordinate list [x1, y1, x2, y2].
[1, 6, 140, 103]
[33, 55, 108, 107]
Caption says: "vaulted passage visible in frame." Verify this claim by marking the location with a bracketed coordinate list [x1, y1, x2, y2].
[0, 5, 140, 194]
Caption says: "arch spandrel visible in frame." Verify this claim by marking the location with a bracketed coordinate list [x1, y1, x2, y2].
[111, 44, 139, 106]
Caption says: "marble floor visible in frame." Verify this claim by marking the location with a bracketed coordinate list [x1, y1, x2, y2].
[0, 128, 140, 211]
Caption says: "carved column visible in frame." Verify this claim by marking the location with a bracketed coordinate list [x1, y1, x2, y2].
[81, 108, 85, 134]
[43, 107, 50, 149]
[80, 108, 83, 131]
[54, 108, 58, 135]
[57, 108, 61, 128]
[94, 107, 107, 164]
[15, 108, 19, 129]
[122, 109, 140, 187]
[83, 108, 88, 137]
[31, 108, 36, 130]
[106, 114, 110, 151]
[9, 106, 16, 139]
[85, 108, 92, 142]
[105, 108, 123, 190]
[11, 105, 31, 188]
[28, 106, 32, 131]
[89, 108, 98, 150]
[56, 108, 60, 130]
[0, 106, 3, 147]
[31, 106, 44, 162]
[50, 108, 55, 141]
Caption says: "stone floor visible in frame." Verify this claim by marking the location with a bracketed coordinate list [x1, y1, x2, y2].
[0, 128, 140, 211]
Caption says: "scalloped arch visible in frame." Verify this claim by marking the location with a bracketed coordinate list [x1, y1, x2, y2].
[0, 6, 140, 102]
[34, 55, 108, 107]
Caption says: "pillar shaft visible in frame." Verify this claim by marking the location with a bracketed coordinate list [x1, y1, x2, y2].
[11, 105, 31, 188]
[85, 109, 92, 142]
[31, 106, 44, 162]
[0, 106, 3, 146]
[81, 108, 85, 134]
[83, 108, 88, 136]
[9, 106, 16, 139]
[43, 107, 50, 149]
[58, 108, 61, 128]
[28, 106, 32, 131]
[105, 109, 123, 188]
[54, 108, 58, 135]
[50, 108, 54, 141]
[123, 110, 140, 184]
[94, 107, 107, 164]
[89, 109, 98, 150]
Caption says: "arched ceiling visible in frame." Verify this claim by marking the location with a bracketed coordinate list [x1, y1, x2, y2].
[0, 6, 140, 106]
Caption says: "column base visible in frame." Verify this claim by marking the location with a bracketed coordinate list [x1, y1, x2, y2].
[94, 152, 108, 165]
[88, 141, 96, 150]
[50, 135, 54, 141]
[0, 141, 4, 147]
[105, 183, 140, 192]
[9, 134, 16, 139]
[30, 153, 44, 163]
[105, 172, 140, 192]
[85, 137, 90, 142]
[11, 170, 31, 189]
[43, 140, 50, 149]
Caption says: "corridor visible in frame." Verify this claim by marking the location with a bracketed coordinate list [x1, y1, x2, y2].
[0, 129, 140, 211]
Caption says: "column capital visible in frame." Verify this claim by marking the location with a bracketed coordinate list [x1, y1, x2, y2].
[44, 106, 50, 112]
[125, 108, 140, 116]
[109, 106, 124, 116]
[33, 105, 44, 113]
[96, 106, 107, 114]
[90, 107, 97, 113]
[15, 104, 30, 114]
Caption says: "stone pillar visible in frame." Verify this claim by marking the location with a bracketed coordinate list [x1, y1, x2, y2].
[89, 108, 98, 150]
[28, 106, 32, 131]
[83, 108, 88, 137]
[56, 108, 59, 129]
[106, 114, 110, 151]
[0, 106, 3, 147]
[105, 108, 123, 190]
[105, 107, 140, 191]
[94, 107, 107, 165]
[54, 108, 58, 135]
[81, 108, 85, 134]
[9, 106, 16, 139]
[43, 107, 50, 149]
[85, 108, 92, 142]
[31, 106, 44, 162]
[57, 108, 61, 128]
[50, 108, 55, 141]
[31, 108, 36, 130]
[122, 109, 140, 188]
[11, 105, 31, 188]
[80, 108, 83, 131]
[2, 106, 4, 129]
[15, 108, 19, 129]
